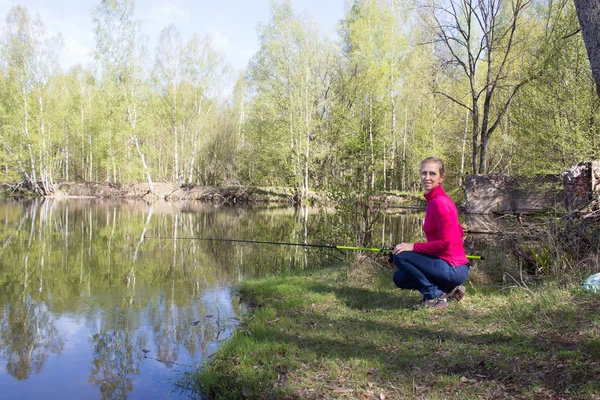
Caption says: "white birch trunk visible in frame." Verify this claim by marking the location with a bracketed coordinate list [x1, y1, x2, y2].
[66, 123, 69, 181]
[81, 88, 85, 177]
[369, 96, 375, 189]
[88, 94, 93, 182]
[383, 142, 387, 190]
[401, 105, 408, 191]
[24, 94, 42, 194]
[173, 81, 179, 181]
[238, 95, 245, 147]
[128, 100, 154, 194]
[304, 66, 310, 200]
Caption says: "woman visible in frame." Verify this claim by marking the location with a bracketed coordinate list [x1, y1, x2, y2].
[392, 157, 469, 309]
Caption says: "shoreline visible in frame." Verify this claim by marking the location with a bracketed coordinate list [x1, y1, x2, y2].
[1, 181, 425, 209]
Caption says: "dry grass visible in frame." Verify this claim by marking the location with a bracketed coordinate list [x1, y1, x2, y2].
[347, 254, 391, 283]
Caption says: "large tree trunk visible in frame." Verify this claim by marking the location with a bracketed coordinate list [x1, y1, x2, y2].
[574, 0, 600, 96]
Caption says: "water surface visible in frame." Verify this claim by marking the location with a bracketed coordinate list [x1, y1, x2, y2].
[0, 199, 427, 399]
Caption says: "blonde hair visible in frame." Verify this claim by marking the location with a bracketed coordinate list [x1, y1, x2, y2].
[420, 157, 445, 176]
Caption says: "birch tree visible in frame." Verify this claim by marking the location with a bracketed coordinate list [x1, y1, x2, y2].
[92, 0, 154, 192]
[1, 6, 63, 194]
[154, 24, 183, 181]
[182, 34, 229, 184]
[248, 0, 327, 198]
[341, 0, 408, 190]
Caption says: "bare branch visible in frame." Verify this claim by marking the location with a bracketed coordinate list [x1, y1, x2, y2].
[434, 90, 473, 112]
[485, 78, 531, 137]
[562, 29, 581, 40]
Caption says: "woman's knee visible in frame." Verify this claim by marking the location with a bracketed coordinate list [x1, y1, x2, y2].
[393, 269, 409, 287]
[392, 252, 411, 266]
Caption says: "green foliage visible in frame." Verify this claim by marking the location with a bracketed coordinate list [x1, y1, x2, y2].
[0, 0, 596, 190]
[510, 4, 600, 173]
[314, 182, 386, 250]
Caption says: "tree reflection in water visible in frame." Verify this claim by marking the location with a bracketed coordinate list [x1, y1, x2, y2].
[88, 329, 146, 400]
[0, 199, 385, 398]
[0, 296, 64, 380]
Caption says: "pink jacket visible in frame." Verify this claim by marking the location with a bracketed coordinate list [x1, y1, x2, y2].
[413, 185, 468, 266]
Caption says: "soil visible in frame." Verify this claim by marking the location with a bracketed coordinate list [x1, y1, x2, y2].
[50, 182, 298, 203]
[0, 181, 423, 209]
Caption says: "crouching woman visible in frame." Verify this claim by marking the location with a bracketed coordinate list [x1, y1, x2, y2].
[392, 157, 469, 309]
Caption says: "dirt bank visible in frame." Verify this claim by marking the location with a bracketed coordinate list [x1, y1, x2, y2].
[46, 182, 298, 203]
[1, 181, 423, 209]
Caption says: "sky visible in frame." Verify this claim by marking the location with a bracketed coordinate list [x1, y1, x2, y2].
[0, 0, 347, 72]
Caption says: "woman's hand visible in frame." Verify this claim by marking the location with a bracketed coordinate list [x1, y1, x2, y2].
[393, 243, 414, 255]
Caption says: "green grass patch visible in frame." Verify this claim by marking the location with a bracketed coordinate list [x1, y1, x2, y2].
[188, 267, 600, 399]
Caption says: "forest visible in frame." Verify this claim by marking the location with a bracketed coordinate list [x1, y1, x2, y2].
[0, 0, 598, 198]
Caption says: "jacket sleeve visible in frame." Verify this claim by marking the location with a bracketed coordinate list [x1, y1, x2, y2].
[413, 199, 454, 256]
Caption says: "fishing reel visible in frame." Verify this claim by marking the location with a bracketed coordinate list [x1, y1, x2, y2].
[383, 243, 395, 264]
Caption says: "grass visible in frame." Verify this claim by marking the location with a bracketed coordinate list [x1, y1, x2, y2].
[187, 262, 600, 399]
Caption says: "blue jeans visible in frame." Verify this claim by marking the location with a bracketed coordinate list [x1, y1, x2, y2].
[393, 252, 469, 300]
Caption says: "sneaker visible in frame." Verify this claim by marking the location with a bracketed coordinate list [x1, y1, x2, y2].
[447, 285, 466, 302]
[414, 296, 450, 309]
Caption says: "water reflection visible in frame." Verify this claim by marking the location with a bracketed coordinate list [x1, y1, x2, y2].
[89, 329, 145, 400]
[0, 198, 427, 399]
[0, 296, 64, 381]
[0, 199, 327, 399]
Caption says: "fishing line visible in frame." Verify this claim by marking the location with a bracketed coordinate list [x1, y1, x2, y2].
[143, 235, 485, 260]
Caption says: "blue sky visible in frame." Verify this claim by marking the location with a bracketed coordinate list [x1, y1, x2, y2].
[0, 0, 347, 72]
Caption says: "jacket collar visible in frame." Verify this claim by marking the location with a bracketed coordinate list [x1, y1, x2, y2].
[424, 185, 445, 201]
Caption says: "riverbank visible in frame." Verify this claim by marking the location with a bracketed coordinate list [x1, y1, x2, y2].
[188, 264, 600, 399]
[34, 182, 298, 203]
[0, 181, 425, 209]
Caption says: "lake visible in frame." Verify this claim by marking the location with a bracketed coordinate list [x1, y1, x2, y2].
[0, 198, 429, 399]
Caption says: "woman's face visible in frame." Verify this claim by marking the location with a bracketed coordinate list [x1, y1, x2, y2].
[420, 161, 445, 193]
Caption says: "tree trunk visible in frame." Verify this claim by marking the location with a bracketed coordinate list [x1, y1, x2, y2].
[88, 102, 93, 182]
[369, 96, 375, 189]
[66, 122, 70, 182]
[304, 72, 310, 201]
[24, 96, 43, 195]
[39, 95, 53, 194]
[471, 100, 480, 175]
[128, 101, 154, 194]
[390, 67, 396, 191]
[383, 143, 387, 190]
[402, 105, 407, 191]
[81, 90, 85, 179]
[238, 92, 245, 147]
[574, 0, 600, 96]
[174, 114, 179, 182]
[460, 109, 469, 186]
[134, 135, 154, 194]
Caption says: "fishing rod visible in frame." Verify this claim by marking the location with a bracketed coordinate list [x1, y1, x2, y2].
[143, 235, 485, 260]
